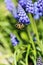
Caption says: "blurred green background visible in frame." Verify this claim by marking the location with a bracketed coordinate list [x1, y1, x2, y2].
[0, 0, 43, 65]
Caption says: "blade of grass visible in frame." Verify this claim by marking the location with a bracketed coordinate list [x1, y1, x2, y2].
[28, 13, 43, 54]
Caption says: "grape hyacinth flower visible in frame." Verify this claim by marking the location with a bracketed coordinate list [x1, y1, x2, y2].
[42, 1, 43, 16]
[5, 0, 30, 25]
[37, 0, 43, 16]
[34, 14, 40, 20]
[33, 2, 40, 19]
[25, 0, 34, 14]
[17, 4, 30, 24]
[33, 0, 43, 20]
[10, 33, 19, 46]
[18, 0, 27, 9]
[19, 0, 34, 14]
[5, 0, 18, 18]
[36, 56, 43, 65]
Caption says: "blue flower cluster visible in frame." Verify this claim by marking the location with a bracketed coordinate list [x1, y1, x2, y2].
[5, 0, 18, 18]
[19, 0, 34, 14]
[5, 0, 30, 25]
[25, 0, 34, 14]
[33, 2, 40, 19]
[17, 4, 30, 24]
[36, 56, 43, 65]
[34, 0, 43, 19]
[19, 0, 27, 9]
[10, 33, 19, 46]
[19, 0, 43, 19]
[37, 0, 43, 16]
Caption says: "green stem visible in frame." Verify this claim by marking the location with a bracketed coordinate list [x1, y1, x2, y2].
[20, 60, 25, 65]
[28, 13, 43, 54]
[28, 14, 39, 40]
[26, 28, 36, 65]
[13, 46, 19, 65]
[27, 27, 36, 55]
[34, 60, 36, 65]
[14, 51, 17, 65]
[25, 45, 30, 65]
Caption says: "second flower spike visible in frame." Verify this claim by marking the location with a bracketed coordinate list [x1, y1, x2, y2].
[10, 33, 19, 46]
[5, 0, 18, 18]
[17, 4, 30, 25]
[5, 0, 30, 25]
